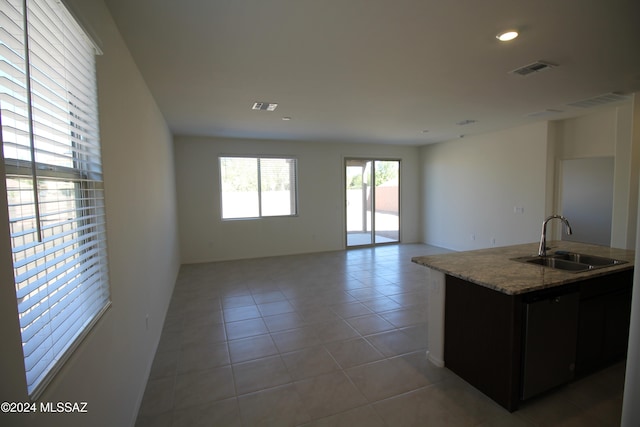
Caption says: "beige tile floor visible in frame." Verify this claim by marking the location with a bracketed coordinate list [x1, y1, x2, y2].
[135, 244, 626, 427]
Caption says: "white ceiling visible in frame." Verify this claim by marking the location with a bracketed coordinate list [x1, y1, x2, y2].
[103, 0, 640, 145]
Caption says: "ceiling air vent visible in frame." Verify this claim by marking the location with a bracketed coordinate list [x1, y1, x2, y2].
[566, 93, 630, 108]
[509, 61, 556, 76]
[252, 102, 278, 111]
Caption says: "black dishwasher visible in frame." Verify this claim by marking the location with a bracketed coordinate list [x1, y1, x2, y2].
[521, 286, 580, 400]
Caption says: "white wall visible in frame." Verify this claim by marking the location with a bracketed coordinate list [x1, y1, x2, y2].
[175, 135, 421, 263]
[560, 157, 614, 246]
[0, 1, 181, 426]
[420, 103, 639, 251]
[552, 104, 637, 248]
[554, 107, 618, 158]
[420, 122, 550, 250]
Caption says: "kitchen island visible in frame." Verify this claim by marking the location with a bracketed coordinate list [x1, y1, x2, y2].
[412, 240, 635, 411]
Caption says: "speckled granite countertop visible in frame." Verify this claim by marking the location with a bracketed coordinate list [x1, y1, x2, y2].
[412, 241, 635, 295]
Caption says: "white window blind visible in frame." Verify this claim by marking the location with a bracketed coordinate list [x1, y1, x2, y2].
[220, 156, 298, 219]
[0, 0, 110, 398]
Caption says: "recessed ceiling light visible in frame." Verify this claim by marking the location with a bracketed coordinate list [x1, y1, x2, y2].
[282, 116, 292, 121]
[496, 30, 518, 42]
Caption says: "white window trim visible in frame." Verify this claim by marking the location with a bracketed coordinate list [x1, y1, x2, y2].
[219, 155, 299, 220]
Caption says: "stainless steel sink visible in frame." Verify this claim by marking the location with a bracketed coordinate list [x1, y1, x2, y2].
[512, 256, 593, 272]
[523, 256, 592, 271]
[511, 251, 626, 273]
[551, 251, 626, 267]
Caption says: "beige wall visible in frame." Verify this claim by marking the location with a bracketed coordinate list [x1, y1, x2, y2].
[174, 135, 421, 263]
[554, 108, 618, 158]
[551, 104, 637, 248]
[420, 122, 550, 250]
[0, 1, 181, 426]
[420, 102, 639, 251]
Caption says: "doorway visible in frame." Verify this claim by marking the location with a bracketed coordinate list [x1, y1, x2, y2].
[560, 157, 614, 246]
[345, 159, 400, 247]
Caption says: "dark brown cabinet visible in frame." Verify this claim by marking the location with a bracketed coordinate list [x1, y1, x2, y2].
[444, 269, 633, 412]
[576, 270, 633, 376]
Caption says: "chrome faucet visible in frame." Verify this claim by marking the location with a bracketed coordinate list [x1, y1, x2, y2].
[538, 215, 572, 256]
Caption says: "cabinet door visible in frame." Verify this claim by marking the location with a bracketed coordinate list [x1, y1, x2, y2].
[576, 297, 605, 375]
[603, 289, 632, 362]
[576, 270, 633, 376]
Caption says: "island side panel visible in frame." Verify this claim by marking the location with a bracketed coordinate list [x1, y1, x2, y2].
[426, 267, 446, 367]
[444, 275, 523, 411]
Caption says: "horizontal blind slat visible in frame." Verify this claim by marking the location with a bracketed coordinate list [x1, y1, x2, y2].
[21, 270, 108, 383]
[11, 207, 106, 245]
[12, 224, 106, 275]
[18, 257, 105, 329]
[14, 239, 106, 297]
[15, 241, 106, 300]
[21, 263, 105, 342]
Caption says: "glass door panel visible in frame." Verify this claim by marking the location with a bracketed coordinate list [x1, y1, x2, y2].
[374, 160, 400, 244]
[346, 160, 373, 246]
[346, 159, 400, 247]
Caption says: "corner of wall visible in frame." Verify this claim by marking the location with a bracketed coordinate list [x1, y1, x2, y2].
[545, 121, 558, 218]
[610, 101, 634, 248]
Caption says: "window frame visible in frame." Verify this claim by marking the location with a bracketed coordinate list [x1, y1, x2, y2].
[219, 155, 299, 220]
[1, 0, 110, 399]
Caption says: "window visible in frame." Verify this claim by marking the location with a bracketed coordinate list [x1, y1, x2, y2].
[1, 0, 110, 398]
[220, 156, 298, 219]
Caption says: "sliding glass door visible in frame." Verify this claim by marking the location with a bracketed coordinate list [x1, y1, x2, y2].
[345, 159, 400, 247]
